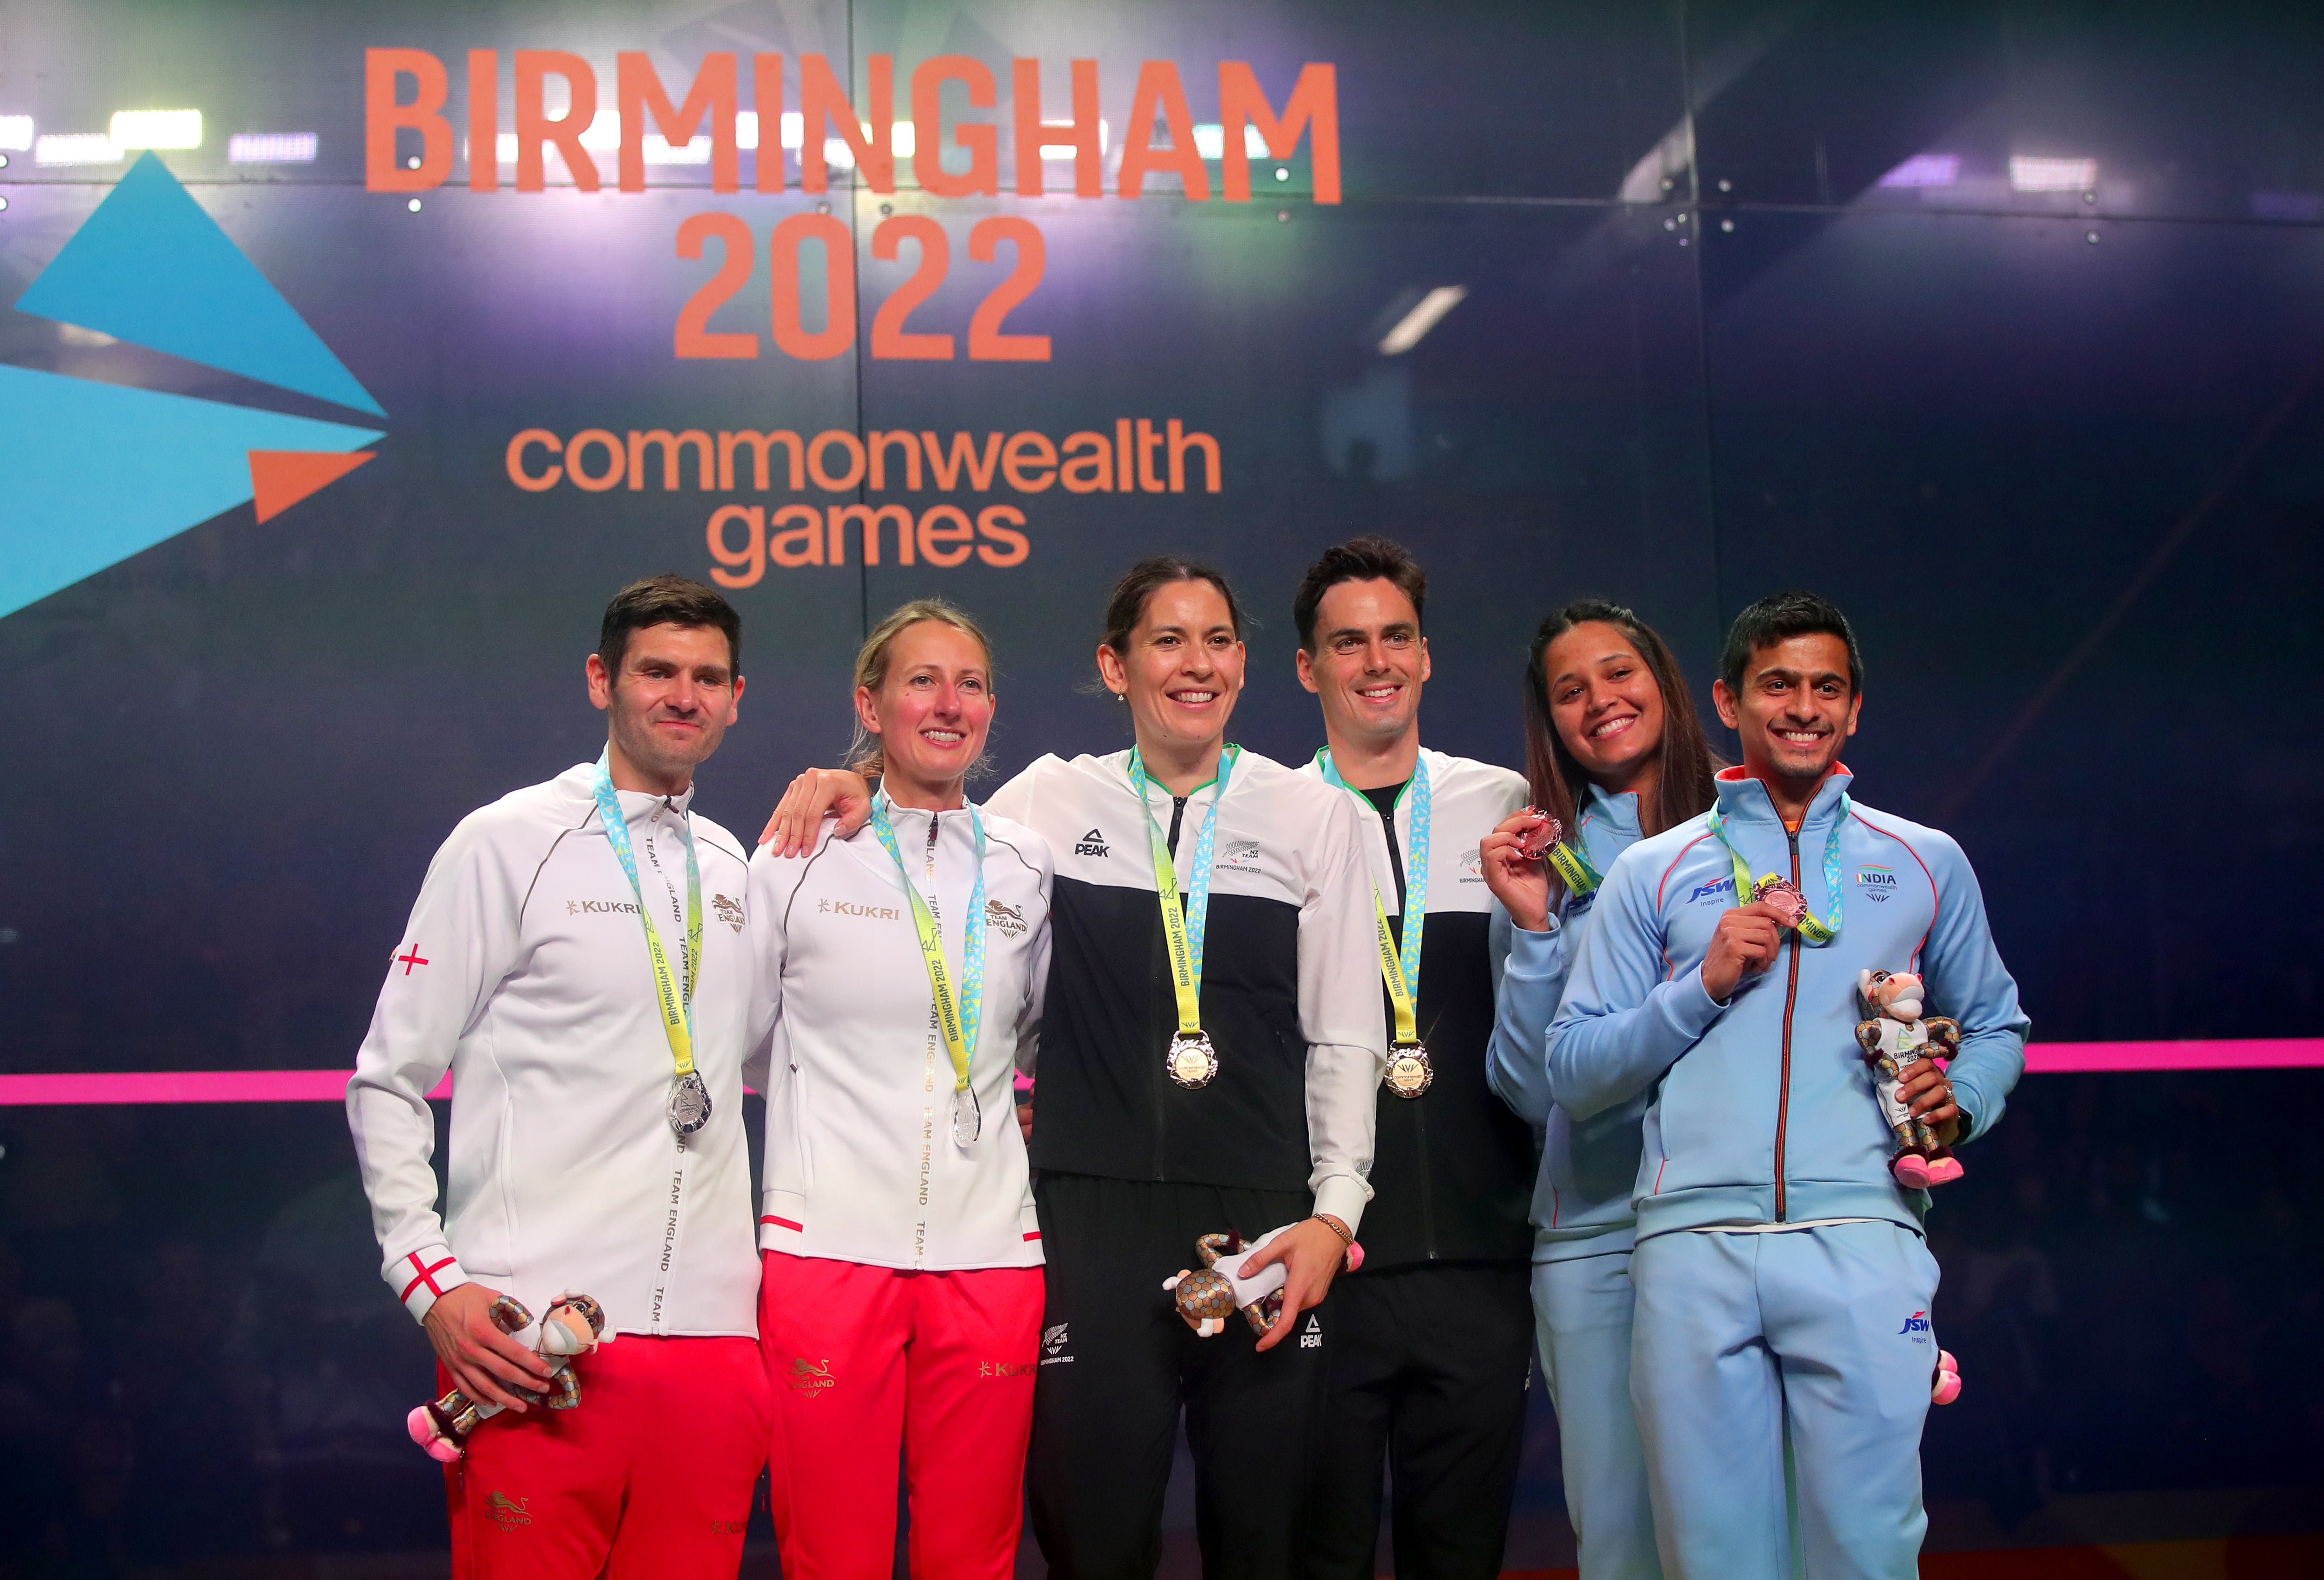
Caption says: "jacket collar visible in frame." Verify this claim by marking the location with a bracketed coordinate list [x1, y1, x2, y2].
[1711, 762, 1854, 832]
[1578, 781, 1642, 840]
[573, 761, 697, 823]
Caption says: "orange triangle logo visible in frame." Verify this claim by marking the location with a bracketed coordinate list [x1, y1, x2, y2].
[249, 449, 375, 522]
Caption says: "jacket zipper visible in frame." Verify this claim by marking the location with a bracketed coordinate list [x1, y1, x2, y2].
[1775, 827, 1802, 1222]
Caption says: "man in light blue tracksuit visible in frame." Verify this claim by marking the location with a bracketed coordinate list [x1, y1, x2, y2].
[1548, 592, 2027, 1580]
[1487, 778, 1660, 1579]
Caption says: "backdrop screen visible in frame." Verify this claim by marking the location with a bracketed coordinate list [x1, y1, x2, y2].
[2, 0, 2319, 1570]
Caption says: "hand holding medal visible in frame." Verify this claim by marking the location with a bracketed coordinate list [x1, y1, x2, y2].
[1752, 875, 1810, 930]
[1511, 808, 1563, 861]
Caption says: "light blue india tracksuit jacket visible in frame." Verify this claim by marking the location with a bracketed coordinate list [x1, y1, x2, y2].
[1545, 765, 2027, 1579]
[1546, 766, 2027, 1234]
[1486, 780, 1647, 1257]
[1486, 781, 1664, 1580]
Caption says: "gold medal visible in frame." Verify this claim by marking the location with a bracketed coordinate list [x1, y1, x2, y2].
[1167, 1030, 1219, 1090]
[1383, 1042, 1434, 1099]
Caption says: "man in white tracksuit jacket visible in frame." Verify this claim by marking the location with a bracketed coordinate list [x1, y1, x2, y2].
[347, 576, 771, 1580]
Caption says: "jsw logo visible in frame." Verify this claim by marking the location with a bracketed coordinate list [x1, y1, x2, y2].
[1686, 877, 1735, 904]
[1897, 1310, 1931, 1335]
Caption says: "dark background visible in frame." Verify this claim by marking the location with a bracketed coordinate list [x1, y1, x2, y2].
[1, 0, 2319, 1572]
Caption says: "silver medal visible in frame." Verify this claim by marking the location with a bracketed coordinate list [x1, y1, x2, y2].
[667, 1070, 713, 1136]
[951, 1086, 981, 1147]
[1383, 1042, 1435, 1099]
[1166, 1030, 1219, 1090]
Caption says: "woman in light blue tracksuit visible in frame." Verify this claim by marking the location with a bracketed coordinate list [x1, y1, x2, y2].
[1480, 600, 1722, 1580]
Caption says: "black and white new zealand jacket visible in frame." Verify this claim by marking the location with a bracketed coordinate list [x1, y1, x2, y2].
[1301, 748, 1536, 1268]
[984, 747, 1386, 1231]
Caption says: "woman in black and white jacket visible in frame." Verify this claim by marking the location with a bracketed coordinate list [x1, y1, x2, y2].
[761, 560, 1384, 1578]
[746, 598, 1052, 1580]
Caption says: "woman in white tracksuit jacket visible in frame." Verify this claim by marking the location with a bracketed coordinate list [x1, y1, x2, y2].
[746, 599, 1054, 1580]
[1479, 599, 1723, 1580]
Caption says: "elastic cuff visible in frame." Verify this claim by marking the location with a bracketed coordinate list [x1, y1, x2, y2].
[1503, 925, 1564, 976]
[1672, 964, 1729, 1031]
[1311, 1176, 1371, 1239]
[392, 1247, 468, 1323]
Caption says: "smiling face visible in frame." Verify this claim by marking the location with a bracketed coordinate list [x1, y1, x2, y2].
[1714, 631, 1860, 792]
[1096, 577, 1245, 761]
[1296, 577, 1430, 752]
[1541, 620, 1665, 790]
[855, 619, 994, 807]
[586, 621, 743, 791]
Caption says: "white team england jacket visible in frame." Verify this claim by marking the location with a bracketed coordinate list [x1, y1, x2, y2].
[749, 802, 1053, 1270]
[347, 764, 761, 1338]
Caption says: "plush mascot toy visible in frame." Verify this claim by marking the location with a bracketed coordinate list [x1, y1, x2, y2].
[1164, 1227, 1363, 1337]
[1854, 969, 1964, 1189]
[408, 1293, 606, 1462]
[1933, 1348, 1963, 1406]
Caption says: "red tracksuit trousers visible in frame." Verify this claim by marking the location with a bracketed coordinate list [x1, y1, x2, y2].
[759, 1249, 1044, 1580]
[444, 1334, 771, 1580]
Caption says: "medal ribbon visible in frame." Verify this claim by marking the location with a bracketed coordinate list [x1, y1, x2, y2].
[1546, 839, 1603, 898]
[590, 751, 702, 1079]
[1707, 791, 1850, 946]
[868, 792, 988, 1101]
[1314, 750, 1427, 1047]
[1129, 745, 1238, 1037]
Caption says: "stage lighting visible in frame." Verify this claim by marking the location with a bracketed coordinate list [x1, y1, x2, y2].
[2010, 156, 2096, 192]
[1878, 153, 1958, 188]
[229, 132, 317, 164]
[110, 109, 202, 149]
[1379, 287, 1468, 356]
[35, 132, 119, 166]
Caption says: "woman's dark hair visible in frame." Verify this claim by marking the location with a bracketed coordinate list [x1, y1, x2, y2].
[1522, 598, 1721, 899]
[1099, 556, 1247, 653]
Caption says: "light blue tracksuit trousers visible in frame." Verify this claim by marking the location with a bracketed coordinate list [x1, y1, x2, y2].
[1533, 1249, 1662, 1580]
[1629, 1221, 1939, 1580]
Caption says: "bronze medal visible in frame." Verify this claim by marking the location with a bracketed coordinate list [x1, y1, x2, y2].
[1384, 1042, 1434, 1099]
[1754, 875, 1809, 929]
[1166, 1030, 1219, 1090]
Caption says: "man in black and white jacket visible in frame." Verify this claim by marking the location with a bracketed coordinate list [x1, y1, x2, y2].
[1292, 539, 1538, 1580]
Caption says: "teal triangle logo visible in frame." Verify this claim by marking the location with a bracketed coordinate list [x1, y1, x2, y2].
[2, 153, 388, 618]
[16, 150, 384, 416]
[0, 366, 382, 618]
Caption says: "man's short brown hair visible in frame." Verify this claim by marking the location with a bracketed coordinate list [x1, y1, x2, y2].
[1292, 536, 1426, 652]
[597, 575, 742, 675]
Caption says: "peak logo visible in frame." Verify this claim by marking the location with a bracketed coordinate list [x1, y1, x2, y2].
[1, 152, 384, 619]
[1074, 828, 1110, 859]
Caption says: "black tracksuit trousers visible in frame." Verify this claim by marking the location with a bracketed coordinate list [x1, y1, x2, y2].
[1301, 1261, 1534, 1580]
[1029, 1172, 1331, 1580]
